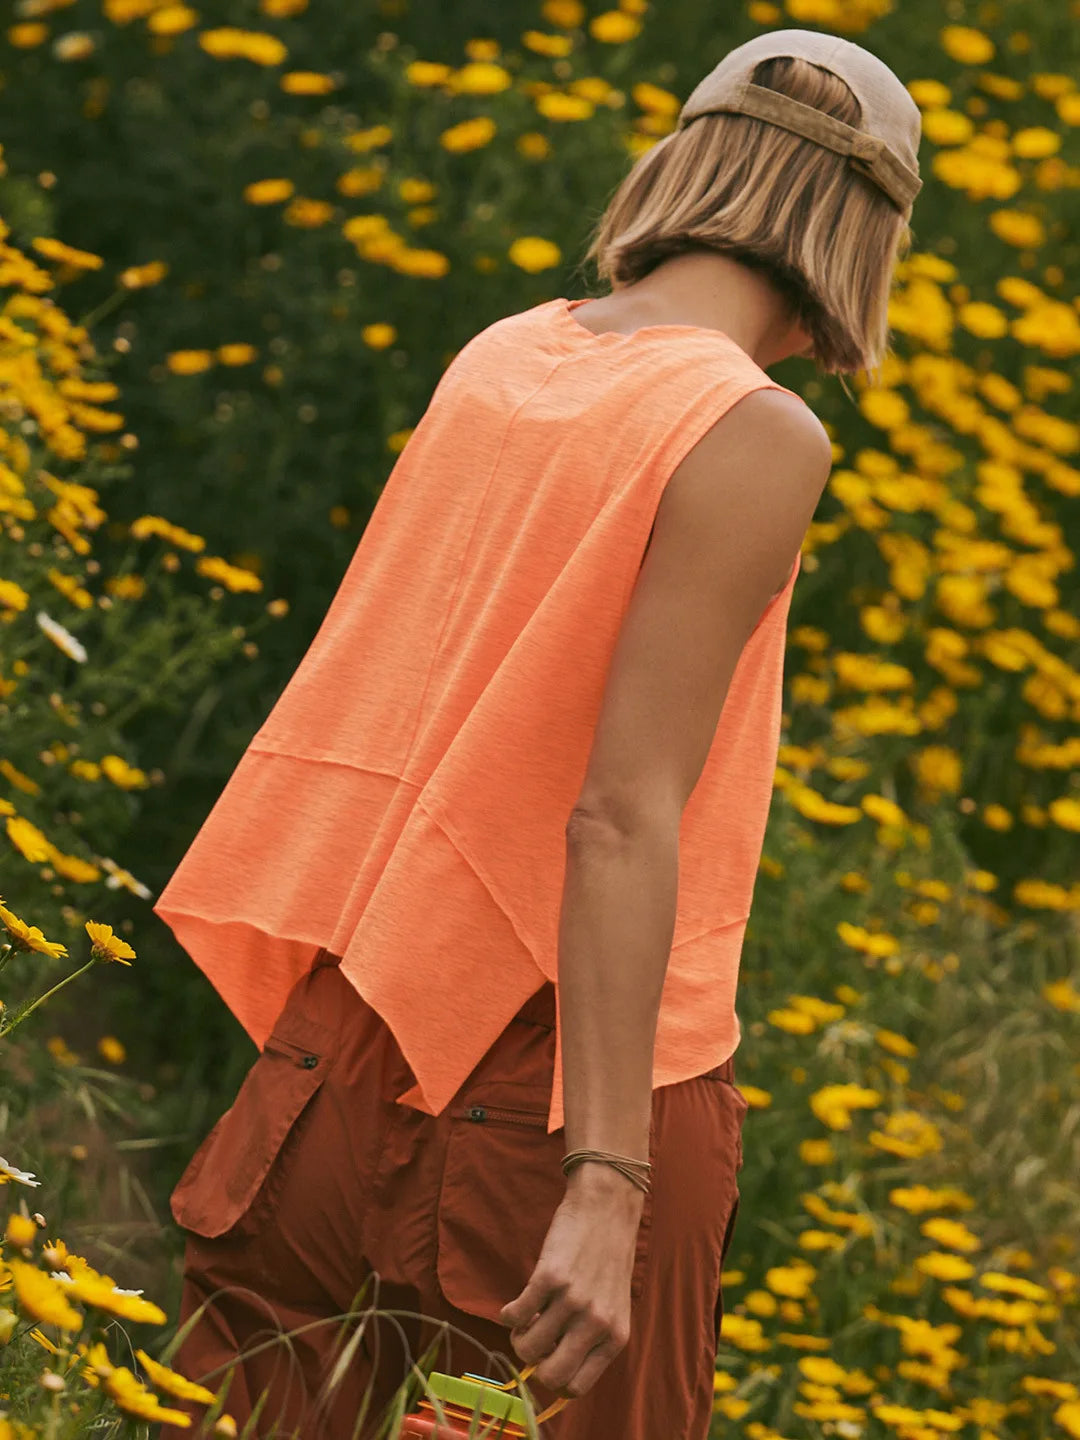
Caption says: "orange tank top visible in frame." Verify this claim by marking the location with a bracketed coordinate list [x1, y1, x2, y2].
[153, 296, 804, 1133]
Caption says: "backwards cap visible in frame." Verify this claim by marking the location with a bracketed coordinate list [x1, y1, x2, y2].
[677, 28, 922, 215]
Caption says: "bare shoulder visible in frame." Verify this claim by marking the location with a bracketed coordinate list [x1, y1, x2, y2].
[706, 385, 832, 477]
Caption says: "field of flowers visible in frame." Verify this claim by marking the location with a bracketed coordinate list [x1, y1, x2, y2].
[1, 0, 1078, 1436]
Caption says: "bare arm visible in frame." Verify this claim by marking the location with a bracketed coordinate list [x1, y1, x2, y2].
[559, 388, 832, 1181]
[501, 387, 832, 1398]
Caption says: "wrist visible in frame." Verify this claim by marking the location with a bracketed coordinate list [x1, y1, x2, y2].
[563, 1157, 648, 1208]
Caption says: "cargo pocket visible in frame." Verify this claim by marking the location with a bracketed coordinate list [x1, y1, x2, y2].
[170, 1004, 332, 1241]
[436, 1080, 655, 1325]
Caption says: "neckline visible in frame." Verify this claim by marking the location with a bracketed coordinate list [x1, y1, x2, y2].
[556, 295, 743, 352]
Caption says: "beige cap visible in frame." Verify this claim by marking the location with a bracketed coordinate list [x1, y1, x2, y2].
[677, 28, 922, 215]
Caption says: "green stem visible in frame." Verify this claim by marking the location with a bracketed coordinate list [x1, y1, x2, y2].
[77, 285, 128, 333]
[0, 957, 98, 1038]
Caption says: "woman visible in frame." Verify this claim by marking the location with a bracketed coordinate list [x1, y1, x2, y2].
[157, 27, 921, 1440]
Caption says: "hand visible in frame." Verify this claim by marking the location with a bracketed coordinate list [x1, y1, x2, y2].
[499, 1167, 644, 1399]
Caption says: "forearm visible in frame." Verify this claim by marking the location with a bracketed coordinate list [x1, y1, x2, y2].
[557, 815, 679, 1170]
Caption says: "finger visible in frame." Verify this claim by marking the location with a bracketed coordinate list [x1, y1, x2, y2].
[558, 1339, 622, 1401]
[507, 1298, 572, 1367]
[500, 1268, 559, 1329]
[533, 1320, 616, 1396]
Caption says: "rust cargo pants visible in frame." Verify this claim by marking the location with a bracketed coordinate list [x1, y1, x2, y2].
[161, 948, 747, 1440]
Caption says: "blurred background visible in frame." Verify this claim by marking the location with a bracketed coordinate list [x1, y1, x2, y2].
[1, 0, 1079, 1432]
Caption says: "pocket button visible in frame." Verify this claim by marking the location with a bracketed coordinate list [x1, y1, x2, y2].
[302, 1055, 319, 1069]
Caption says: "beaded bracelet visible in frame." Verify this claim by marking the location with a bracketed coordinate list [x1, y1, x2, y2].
[561, 1148, 652, 1194]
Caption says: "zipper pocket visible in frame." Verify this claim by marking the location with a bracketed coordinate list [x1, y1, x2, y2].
[452, 1103, 549, 1128]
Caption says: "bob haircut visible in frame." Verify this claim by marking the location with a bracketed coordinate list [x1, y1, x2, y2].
[578, 54, 915, 391]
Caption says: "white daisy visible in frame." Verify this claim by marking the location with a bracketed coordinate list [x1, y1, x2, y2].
[0, 1155, 42, 1186]
[36, 610, 88, 664]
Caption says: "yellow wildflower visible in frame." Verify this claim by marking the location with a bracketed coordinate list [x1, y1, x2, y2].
[0, 903, 68, 958]
[243, 178, 295, 205]
[939, 24, 994, 64]
[6, 814, 54, 863]
[135, 1347, 217, 1403]
[119, 260, 169, 288]
[280, 70, 336, 94]
[195, 555, 263, 593]
[5, 1212, 38, 1247]
[85, 922, 136, 966]
[0, 579, 30, 611]
[6, 1258, 84, 1332]
[508, 237, 561, 273]
[166, 349, 214, 375]
[31, 237, 104, 270]
[62, 1256, 164, 1324]
[98, 1035, 126, 1065]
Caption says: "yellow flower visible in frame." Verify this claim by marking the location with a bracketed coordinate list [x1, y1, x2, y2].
[989, 209, 1046, 248]
[134, 1348, 217, 1403]
[542, 0, 585, 26]
[1043, 978, 1080, 1014]
[589, 10, 641, 42]
[31, 237, 104, 270]
[508, 236, 561, 273]
[447, 61, 512, 95]
[5, 1212, 38, 1247]
[280, 70, 336, 94]
[809, 1083, 881, 1130]
[361, 324, 396, 350]
[536, 92, 594, 121]
[0, 903, 68, 958]
[6, 1258, 84, 1332]
[768, 1007, 817, 1035]
[522, 29, 574, 58]
[129, 515, 205, 551]
[0, 579, 30, 611]
[216, 343, 257, 366]
[148, 5, 198, 34]
[85, 922, 136, 966]
[908, 80, 951, 108]
[6, 815, 54, 863]
[8, 22, 49, 46]
[1048, 797, 1080, 833]
[98, 1035, 126, 1064]
[405, 60, 454, 87]
[119, 260, 169, 289]
[283, 197, 334, 228]
[166, 349, 214, 375]
[104, 570, 146, 599]
[1012, 126, 1061, 159]
[875, 1028, 917, 1057]
[243, 177, 295, 204]
[799, 1139, 835, 1165]
[736, 1084, 772, 1108]
[861, 794, 907, 828]
[440, 116, 497, 153]
[921, 109, 974, 146]
[958, 301, 1008, 338]
[100, 755, 149, 790]
[195, 556, 263, 593]
[914, 1250, 975, 1281]
[198, 27, 287, 65]
[104, 1364, 191, 1424]
[939, 24, 994, 64]
[921, 1217, 980, 1252]
[62, 1256, 164, 1324]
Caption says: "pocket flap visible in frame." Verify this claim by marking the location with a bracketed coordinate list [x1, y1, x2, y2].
[170, 1010, 330, 1239]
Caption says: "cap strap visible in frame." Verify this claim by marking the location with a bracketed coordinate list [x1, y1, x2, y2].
[703, 82, 922, 211]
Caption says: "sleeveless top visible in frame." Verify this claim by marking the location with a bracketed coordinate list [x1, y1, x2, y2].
[153, 296, 804, 1133]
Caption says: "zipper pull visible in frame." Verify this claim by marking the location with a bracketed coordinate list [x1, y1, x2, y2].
[467, 1105, 487, 1122]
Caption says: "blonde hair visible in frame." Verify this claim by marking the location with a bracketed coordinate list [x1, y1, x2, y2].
[577, 55, 915, 391]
